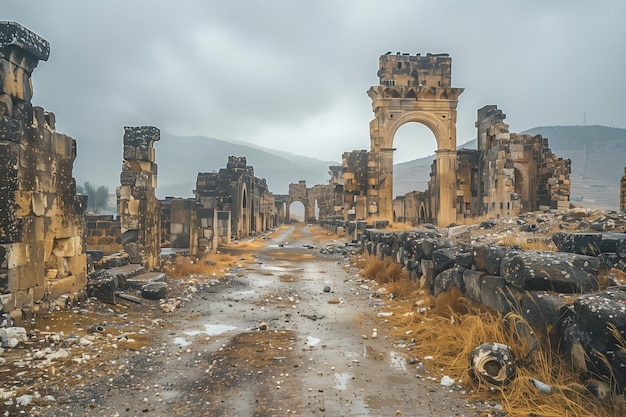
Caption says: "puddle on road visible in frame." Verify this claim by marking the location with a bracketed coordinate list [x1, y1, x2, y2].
[333, 372, 352, 390]
[174, 324, 237, 346]
[306, 336, 321, 346]
[173, 337, 192, 347]
[185, 324, 237, 337]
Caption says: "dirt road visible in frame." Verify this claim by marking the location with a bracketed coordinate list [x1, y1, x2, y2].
[16, 224, 475, 417]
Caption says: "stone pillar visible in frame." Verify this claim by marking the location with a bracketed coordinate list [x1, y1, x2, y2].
[0, 22, 87, 314]
[621, 166, 626, 210]
[117, 126, 161, 270]
[435, 149, 457, 226]
[375, 148, 394, 220]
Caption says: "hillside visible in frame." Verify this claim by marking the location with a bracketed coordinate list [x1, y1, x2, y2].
[155, 133, 338, 198]
[393, 125, 626, 210]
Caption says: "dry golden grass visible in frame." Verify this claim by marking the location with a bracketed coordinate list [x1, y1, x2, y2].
[380, 290, 626, 417]
[497, 236, 557, 251]
[163, 252, 243, 279]
[357, 255, 626, 417]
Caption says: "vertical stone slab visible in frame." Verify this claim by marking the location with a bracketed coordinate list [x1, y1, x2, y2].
[619, 167, 626, 210]
[117, 126, 161, 270]
[0, 22, 86, 313]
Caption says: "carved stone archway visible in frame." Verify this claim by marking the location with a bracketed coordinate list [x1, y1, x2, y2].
[367, 53, 463, 226]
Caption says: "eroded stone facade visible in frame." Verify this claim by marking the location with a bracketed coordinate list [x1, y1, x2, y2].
[194, 156, 276, 241]
[117, 126, 161, 270]
[0, 22, 87, 314]
[342, 53, 570, 226]
[368, 53, 463, 225]
[393, 105, 570, 225]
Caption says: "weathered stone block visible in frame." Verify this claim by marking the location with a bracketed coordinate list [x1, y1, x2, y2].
[434, 266, 465, 296]
[473, 245, 516, 276]
[479, 275, 513, 315]
[463, 269, 485, 303]
[421, 259, 435, 292]
[86, 270, 117, 304]
[517, 291, 575, 332]
[432, 246, 472, 275]
[141, 281, 167, 299]
[0, 115, 21, 142]
[552, 232, 602, 256]
[120, 171, 137, 186]
[123, 126, 160, 148]
[501, 251, 599, 293]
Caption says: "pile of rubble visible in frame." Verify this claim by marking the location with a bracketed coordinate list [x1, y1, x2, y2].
[359, 208, 626, 398]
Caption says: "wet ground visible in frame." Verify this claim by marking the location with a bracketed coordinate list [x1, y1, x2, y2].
[3, 224, 477, 417]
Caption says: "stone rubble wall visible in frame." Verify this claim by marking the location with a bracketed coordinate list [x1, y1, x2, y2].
[0, 22, 87, 318]
[85, 214, 122, 255]
[358, 220, 626, 394]
[116, 126, 161, 271]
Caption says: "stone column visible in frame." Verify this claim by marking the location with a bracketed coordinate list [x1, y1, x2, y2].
[117, 126, 161, 270]
[619, 167, 626, 210]
[0, 22, 87, 315]
[435, 149, 457, 226]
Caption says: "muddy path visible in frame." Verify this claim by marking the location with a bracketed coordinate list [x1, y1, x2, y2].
[21, 224, 474, 417]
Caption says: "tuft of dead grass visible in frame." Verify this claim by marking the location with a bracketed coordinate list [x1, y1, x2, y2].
[163, 252, 242, 279]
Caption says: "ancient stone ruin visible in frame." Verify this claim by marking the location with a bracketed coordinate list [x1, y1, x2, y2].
[393, 105, 571, 224]
[358, 214, 626, 396]
[117, 126, 161, 271]
[0, 22, 87, 318]
[336, 53, 570, 227]
[194, 156, 276, 243]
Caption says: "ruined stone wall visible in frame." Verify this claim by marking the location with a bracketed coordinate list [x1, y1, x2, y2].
[168, 199, 197, 252]
[0, 22, 88, 314]
[455, 150, 480, 221]
[85, 215, 122, 255]
[393, 190, 431, 225]
[621, 167, 626, 210]
[342, 150, 370, 220]
[117, 126, 161, 270]
[195, 156, 274, 240]
[377, 52, 451, 88]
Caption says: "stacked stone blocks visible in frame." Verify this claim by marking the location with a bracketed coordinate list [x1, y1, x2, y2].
[117, 126, 161, 271]
[0, 22, 87, 313]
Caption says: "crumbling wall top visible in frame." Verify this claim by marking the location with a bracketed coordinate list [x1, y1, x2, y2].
[123, 126, 160, 147]
[0, 21, 50, 62]
[377, 52, 451, 87]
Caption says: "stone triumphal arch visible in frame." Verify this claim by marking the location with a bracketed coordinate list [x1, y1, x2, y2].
[367, 52, 463, 226]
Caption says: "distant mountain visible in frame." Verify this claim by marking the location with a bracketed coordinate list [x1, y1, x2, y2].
[393, 125, 626, 210]
[155, 133, 339, 198]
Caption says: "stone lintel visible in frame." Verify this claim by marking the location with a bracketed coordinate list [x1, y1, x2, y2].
[123, 126, 160, 148]
[0, 21, 50, 63]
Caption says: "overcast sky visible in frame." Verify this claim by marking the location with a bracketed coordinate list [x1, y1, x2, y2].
[5, 0, 625, 184]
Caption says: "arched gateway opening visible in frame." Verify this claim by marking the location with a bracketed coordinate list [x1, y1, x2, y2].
[367, 52, 464, 226]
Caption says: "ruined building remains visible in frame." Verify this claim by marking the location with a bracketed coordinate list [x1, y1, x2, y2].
[393, 105, 570, 224]
[194, 156, 277, 242]
[340, 53, 570, 226]
[368, 52, 464, 226]
[621, 166, 626, 210]
[117, 126, 161, 270]
[0, 22, 87, 315]
[275, 174, 343, 223]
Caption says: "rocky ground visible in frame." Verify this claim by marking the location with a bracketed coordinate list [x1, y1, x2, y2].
[0, 224, 489, 417]
[1, 208, 625, 417]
